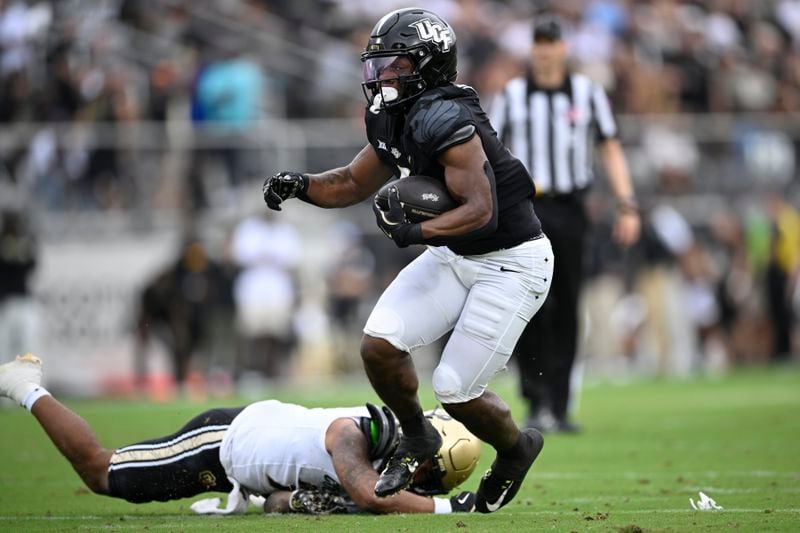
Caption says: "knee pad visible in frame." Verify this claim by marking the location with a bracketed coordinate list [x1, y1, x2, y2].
[433, 364, 473, 404]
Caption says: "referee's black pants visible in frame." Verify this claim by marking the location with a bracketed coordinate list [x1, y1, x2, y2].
[514, 194, 587, 421]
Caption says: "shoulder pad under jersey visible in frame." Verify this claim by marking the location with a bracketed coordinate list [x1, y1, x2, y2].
[409, 95, 475, 155]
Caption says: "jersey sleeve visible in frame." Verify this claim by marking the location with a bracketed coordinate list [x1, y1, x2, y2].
[487, 90, 508, 144]
[591, 83, 619, 141]
[408, 96, 476, 158]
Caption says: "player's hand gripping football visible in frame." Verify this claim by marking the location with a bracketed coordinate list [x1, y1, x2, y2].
[372, 185, 423, 248]
[263, 171, 308, 210]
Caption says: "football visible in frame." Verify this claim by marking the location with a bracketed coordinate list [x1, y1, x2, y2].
[375, 175, 458, 223]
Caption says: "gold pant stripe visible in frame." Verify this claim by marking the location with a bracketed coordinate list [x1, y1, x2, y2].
[110, 430, 227, 466]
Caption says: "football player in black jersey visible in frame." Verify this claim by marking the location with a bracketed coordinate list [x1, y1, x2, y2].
[263, 8, 554, 513]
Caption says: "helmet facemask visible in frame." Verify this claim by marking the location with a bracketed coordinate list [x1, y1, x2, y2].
[361, 51, 427, 113]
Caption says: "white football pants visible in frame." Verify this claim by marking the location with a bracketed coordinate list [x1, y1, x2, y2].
[363, 236, 554, 403]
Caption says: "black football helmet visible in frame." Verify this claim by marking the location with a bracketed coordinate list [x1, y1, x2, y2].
[359, 403, 400, 462]
[361, 7, 458, 112]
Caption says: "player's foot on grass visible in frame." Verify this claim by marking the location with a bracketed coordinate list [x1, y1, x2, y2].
[0, 353, 43, 405]
[475, 428, 544, 513]
[555, 418, 582, 434]
[374, 423, 442, 497]
[526, 408, 581, 434]
[524, 408, 558, 432]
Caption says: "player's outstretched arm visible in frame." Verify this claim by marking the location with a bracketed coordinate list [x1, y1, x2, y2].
[264, 144, 393, 210]
[326, 418, 434, 513]
[600, 138, 640, 247]
[31, 396, 114, 495]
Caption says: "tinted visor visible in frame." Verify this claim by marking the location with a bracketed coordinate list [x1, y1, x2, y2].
[363, 55, 414, 84]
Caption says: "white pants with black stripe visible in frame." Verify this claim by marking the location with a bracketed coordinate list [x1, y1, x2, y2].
[363, 236, 554, 404]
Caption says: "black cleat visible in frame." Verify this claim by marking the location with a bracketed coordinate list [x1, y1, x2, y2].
[374, 427, 442, 497]
[475, 428, 544, 513]
[524, 409, 559, 433]
[555, 419, 582, 434]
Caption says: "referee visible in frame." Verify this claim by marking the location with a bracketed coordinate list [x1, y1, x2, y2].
[490, 16, 640, 432]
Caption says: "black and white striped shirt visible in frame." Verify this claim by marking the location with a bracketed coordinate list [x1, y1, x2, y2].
[490, 72, 618, 196]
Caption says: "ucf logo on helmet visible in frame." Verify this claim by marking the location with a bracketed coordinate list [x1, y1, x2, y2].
[410, 18, 453, 51]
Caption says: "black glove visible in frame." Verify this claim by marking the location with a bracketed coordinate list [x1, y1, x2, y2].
[372, 185, 423, 248]
[288, 489, 348, 515]
[449, 491, 476, 512]
[263, 171, 308, 211]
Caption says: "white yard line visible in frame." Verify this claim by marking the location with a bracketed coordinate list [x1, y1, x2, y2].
[534, 470, 800, 479]
[1, 508, 799, 521]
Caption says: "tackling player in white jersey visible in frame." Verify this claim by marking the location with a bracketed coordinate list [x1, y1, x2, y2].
[0, 354, 480, 515]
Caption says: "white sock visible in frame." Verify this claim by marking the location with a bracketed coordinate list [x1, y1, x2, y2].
[22, 386, 51, 411]
[433, 497, 452, 514]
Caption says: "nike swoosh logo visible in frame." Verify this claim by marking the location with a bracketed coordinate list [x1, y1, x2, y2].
[457, 494, 470, 505]
[485, 482, 514, 512]
[499, 266, 520, 273]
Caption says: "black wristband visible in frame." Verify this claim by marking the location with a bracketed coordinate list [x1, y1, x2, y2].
[394, 223, 424, 248]
[406, 223, 423, 244]
[294, 174, 314, 204]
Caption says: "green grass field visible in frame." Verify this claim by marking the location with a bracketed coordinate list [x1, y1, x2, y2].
[1, 366, 799, 532]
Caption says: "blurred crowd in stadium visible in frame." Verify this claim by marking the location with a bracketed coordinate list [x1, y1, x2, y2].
[4, 0, 800, 120]
[0, 0, 798, 397]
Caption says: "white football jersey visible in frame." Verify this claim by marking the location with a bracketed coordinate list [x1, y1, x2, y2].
[219, 400, 369, 495]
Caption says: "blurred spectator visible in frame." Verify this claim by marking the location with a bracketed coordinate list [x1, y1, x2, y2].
[709, 208, 763, 363]
[2, 0, 800, 124]
[187, 43, 264, 208]
[325, 222, 375, 373]
[765, 193, 800, 360]
[0, 209, 40, 359]
[639, 124, 700, 193]
[633, 204, 698, 376]
[230, 211, 301, 382]
[77, 67, 142, 209]
[0, 0, 51, 76]
[134, 235, 232, 394]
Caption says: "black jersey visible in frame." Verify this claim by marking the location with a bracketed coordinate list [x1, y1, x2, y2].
[365, 84, 541, 255]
